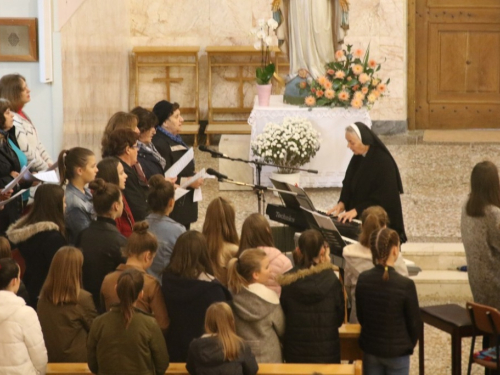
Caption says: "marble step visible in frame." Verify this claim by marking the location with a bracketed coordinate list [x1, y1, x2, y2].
[401, 242, 466, 271]
[411, 270, 472, 300]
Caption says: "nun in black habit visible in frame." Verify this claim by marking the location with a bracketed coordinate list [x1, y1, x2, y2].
[327, 122, 407, 242]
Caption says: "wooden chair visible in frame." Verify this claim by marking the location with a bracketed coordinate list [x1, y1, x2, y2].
[46, 361, 362, 375]
[466, 301, 500, 375]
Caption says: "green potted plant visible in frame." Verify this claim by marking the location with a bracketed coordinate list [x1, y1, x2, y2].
[251, 18, 278, 106]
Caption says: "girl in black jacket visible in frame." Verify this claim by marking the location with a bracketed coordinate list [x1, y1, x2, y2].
[6, 184, 67, 308]
[356, 228, 421, 375]
[279, 229, 345, 363]
[162, 231, 231, 362]
[186, 302, 258, 375]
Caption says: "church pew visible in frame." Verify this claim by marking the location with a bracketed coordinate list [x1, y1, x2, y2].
[46, 361, 362, 375]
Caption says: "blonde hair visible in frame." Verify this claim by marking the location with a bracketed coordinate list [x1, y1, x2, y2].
[203, 197, 239, 279]
[238, 213, 274, 255]
[204, 302, 243, 361]
[359, 206, 389, 247]
[227, 248, 266, 294]
[40, 247, 83, 305]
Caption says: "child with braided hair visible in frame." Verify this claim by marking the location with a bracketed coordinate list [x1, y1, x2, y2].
[343, 206, 408, 323]
[355, 228, 421, 375]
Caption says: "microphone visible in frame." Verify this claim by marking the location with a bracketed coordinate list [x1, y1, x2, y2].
[198, 145, 228, 158]
[206, 168, 231, 181]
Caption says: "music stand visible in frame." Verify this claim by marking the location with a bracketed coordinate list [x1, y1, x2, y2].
[300, 207, 348, 269]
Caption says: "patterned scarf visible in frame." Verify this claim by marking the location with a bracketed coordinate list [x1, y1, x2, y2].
[156, 126, 187, 147]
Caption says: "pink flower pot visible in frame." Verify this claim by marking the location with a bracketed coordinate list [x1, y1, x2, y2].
[257, 83, 272, 106]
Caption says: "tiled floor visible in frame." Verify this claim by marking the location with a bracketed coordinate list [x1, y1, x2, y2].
[189, 130, 496, 374]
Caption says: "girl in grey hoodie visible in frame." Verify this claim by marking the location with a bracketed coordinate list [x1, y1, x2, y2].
[228, 248, 285, 363]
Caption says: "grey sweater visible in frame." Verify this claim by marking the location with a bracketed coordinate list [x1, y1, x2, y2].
[461, 204, 500, 310]
[231, 284, 285, 363]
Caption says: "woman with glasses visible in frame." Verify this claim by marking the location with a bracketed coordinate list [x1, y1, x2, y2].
[102, 128, 148, 221]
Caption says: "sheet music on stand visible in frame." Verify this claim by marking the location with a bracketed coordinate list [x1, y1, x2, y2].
[300, 207, 348, 269]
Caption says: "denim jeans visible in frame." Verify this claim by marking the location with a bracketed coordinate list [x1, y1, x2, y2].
[363, 353, 410, 375]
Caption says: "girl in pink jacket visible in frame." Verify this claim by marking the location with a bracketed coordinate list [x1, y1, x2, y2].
[238, 213, 292, 296]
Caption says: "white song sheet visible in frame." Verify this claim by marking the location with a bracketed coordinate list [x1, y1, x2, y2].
[0, 189, 28, 208]
[164, 148, 194, 178]
[1, 159, 36, 193]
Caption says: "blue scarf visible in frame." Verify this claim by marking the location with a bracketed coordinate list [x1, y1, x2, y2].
[156, 126, 187, 147]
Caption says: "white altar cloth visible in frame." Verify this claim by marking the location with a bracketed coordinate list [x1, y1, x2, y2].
[248, 95, 372, 188]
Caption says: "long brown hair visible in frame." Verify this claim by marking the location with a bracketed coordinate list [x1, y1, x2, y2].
[11, 184, 66, 236]
[116, 268, 144, 328]
[204, 302, 243, 361]
[124, 221, 158, 258]
[0, 237, 11, 259]
[40, 246, 83, 305]
[359, 206, 389, 247]
[96, 157, 120, 185]
[227, 248, 266, 294]
[238, 213, 274, 255]
[57, 147, 95, 186]
[369, 228, 400, 281]
[466, 161, 500, 217]
[203, 197, 239, 277]
[295, 229, 325, 269]
[165, 231, 213, 278]
[0, 74, 25, 112]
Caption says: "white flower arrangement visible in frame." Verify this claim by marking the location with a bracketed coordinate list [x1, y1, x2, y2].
[251, 117, 321, 174]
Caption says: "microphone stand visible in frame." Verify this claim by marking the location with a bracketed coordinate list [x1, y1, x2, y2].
[209, 153, 317, 215]
[215, 176, 299, 214]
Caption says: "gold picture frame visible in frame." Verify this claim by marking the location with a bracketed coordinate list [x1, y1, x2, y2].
[0, 18, 38, 62]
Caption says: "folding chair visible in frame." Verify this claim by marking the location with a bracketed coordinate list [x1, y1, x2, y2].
[466, 301, 500, 375]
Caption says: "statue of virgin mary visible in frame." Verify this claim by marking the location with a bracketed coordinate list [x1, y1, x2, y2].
[273, 0, 349, 79]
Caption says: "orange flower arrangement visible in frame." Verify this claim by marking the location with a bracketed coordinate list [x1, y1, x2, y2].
[300, 44, 390, 109]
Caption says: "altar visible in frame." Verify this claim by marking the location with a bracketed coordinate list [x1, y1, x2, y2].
[248, 95, 372, 188]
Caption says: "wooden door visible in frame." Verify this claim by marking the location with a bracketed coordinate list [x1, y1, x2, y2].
[414, 0, 500, 129]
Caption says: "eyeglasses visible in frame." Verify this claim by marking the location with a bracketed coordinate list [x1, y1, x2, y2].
[131, 144, 139, 149]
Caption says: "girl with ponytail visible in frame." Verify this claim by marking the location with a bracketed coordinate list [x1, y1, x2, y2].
[355, 228, 421, 375]
[343, 206, 408, 323]
[227, 248, 285, 363]
[87, 268, 169, 375]
[279, 229, 345, 364]
[101, 221, 169, 332]
[76, 178, 126, 311]
[186, 302, 258, 375]
[58, 147, 97, 244]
